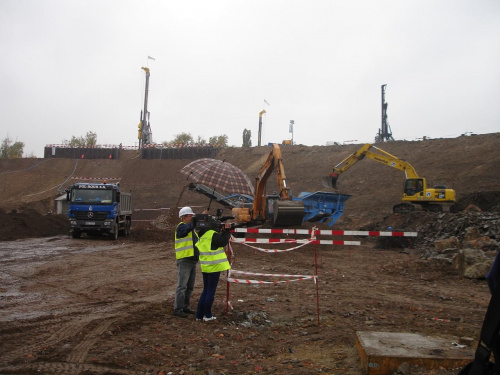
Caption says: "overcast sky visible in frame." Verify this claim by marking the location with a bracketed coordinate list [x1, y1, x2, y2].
[1, 0, 499, 157]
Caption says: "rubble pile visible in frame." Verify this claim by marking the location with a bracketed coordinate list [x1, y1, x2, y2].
[420, 212, 499, 279]
[369, 211, 500, 279]
[416, 212, 500, 248]
[151, 211, 176, 230]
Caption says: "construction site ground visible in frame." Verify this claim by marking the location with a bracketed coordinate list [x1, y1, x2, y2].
[1, 133, 499, 375]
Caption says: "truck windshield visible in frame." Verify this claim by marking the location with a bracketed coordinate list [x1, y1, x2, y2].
[71, 189, 113, 204]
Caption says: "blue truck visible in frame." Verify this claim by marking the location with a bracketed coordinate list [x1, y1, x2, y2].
[66, 182, 132, 240]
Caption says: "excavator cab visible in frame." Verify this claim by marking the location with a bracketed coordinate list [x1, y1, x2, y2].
[403, 178, 424, 198]
[325, 143, 456, 213]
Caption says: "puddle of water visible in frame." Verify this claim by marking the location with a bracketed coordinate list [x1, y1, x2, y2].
[0, 236, 121, 321]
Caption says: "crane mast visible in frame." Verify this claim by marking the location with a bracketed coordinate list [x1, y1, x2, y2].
[138, 67, 153, 149]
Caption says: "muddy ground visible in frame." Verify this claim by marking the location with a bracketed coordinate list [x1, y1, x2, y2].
[1, 134, 499, 374]
[0, 218, 493, 375]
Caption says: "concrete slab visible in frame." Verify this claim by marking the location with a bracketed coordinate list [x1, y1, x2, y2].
[355, 331, 474, 375]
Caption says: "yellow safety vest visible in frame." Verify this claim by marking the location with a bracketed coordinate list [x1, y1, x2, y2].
[196, 230, 231, 273]
[174, 222, 196, 260]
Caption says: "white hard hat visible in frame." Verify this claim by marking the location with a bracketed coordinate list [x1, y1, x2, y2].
[179, 206, 195, 218]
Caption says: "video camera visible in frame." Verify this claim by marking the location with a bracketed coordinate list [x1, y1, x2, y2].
[194, 209, 234, 232]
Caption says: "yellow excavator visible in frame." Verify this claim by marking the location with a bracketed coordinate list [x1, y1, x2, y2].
[326, 144, 456, 213]
[232, 144, 305, 226]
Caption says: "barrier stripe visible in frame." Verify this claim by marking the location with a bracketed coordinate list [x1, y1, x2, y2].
[233, 238, 311, 244]
[236, 241, 312, 253]
[232, 228, 417, 237]
[231, 238, 360, 246]
[228, 276, 316, 284]
[234, 228, 311, 235]
[231, 270, 313, 278]
[318, 230, 418, 237]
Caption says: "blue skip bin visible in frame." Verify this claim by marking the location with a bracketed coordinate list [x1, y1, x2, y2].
[293, 191, 351, 227]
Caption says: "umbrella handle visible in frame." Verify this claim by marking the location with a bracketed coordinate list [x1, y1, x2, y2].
[207, 198, 213, 211]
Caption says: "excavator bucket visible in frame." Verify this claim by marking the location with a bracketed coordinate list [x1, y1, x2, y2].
[322, 175, 338, 190]
[272, 200, 305, 227]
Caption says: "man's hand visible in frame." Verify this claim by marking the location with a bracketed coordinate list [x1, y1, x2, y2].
[223, 222, 232, 230]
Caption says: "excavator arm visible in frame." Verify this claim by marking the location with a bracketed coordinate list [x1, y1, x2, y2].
[252, 144, 292, 221]
[327, 143, 456, 213]
[230, 143, 350, 227]
[329, 144, 419, 189]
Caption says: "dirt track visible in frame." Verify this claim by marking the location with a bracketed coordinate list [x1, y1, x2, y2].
[1, 134, 499, 374]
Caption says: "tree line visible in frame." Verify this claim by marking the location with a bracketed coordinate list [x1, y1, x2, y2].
[1, 129, 253, 159]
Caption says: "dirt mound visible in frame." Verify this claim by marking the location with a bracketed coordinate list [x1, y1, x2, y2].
[0, 209, 68, 241]
[451, 191, 500, 212]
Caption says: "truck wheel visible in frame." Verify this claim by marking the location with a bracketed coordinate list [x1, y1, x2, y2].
[125, 219, 131, 237]
[72, 230, 81, 239]
[111, 222, 118, 241]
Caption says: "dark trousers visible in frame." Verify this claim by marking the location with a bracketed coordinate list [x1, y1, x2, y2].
[196, 272, 221, 319]
[174, 258, 197, 312]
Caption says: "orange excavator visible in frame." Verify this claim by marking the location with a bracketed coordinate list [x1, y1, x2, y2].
[232, 144, 305, 226]
[188, 144, 350, 227]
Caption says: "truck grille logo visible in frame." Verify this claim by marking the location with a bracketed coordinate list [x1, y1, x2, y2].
[87, 212, 94, 218]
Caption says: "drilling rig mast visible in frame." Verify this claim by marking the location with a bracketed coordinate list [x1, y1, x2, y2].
[258, 109, 266, 147]
[138, 67, 153, 149]
[376, 84, 394, 142]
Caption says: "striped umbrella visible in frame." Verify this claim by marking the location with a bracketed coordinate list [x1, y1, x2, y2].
[180, 158, 254, 196]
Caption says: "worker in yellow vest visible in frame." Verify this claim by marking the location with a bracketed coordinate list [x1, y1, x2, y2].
[195, 221, 232, 321]
[173, 206, 202, 318]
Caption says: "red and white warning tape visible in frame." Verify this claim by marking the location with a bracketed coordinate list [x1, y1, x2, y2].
[318, 230, 418, 237]
[228, 269, 317, 284]
[228, 276, 315, 284]
[233, 228, 417, 237]
[232, 239, 312, 253]
[231, 270, 315, 278]
[233, 228, 312, 235]
[232, 238, 313, 244]
[232, 237, 361, 245]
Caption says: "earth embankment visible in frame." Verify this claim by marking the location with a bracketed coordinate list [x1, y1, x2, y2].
[0, 133, 499, 238]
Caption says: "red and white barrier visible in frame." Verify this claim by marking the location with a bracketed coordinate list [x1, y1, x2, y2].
[233, 227, 417, 237]
[317, 229, 418, 237]
[232, 238, 360, 245]
[226, 226, 417, 324]
[233, 228, 312, 235]
[228, 269, 316, 284]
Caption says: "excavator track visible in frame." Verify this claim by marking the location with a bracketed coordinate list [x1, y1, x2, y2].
[392, 203, 416, 213]
[272, 200, 305, 227]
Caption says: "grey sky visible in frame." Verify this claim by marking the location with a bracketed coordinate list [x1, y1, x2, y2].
[1, 0, 499, 157]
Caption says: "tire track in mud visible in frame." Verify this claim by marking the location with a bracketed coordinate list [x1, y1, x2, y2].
[66, 317, 117, 364]
[0, 296, 160, 373]
[0, 362, 136, 375]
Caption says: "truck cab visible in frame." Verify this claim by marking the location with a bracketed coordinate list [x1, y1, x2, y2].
[67, 182, 132, 240]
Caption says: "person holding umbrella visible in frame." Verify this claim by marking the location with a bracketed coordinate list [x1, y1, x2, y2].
[195, 220, 232, 322]
[173, 206, 205, 318]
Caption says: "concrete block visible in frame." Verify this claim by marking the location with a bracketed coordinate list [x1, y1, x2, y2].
[355, 331, 473, 375]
